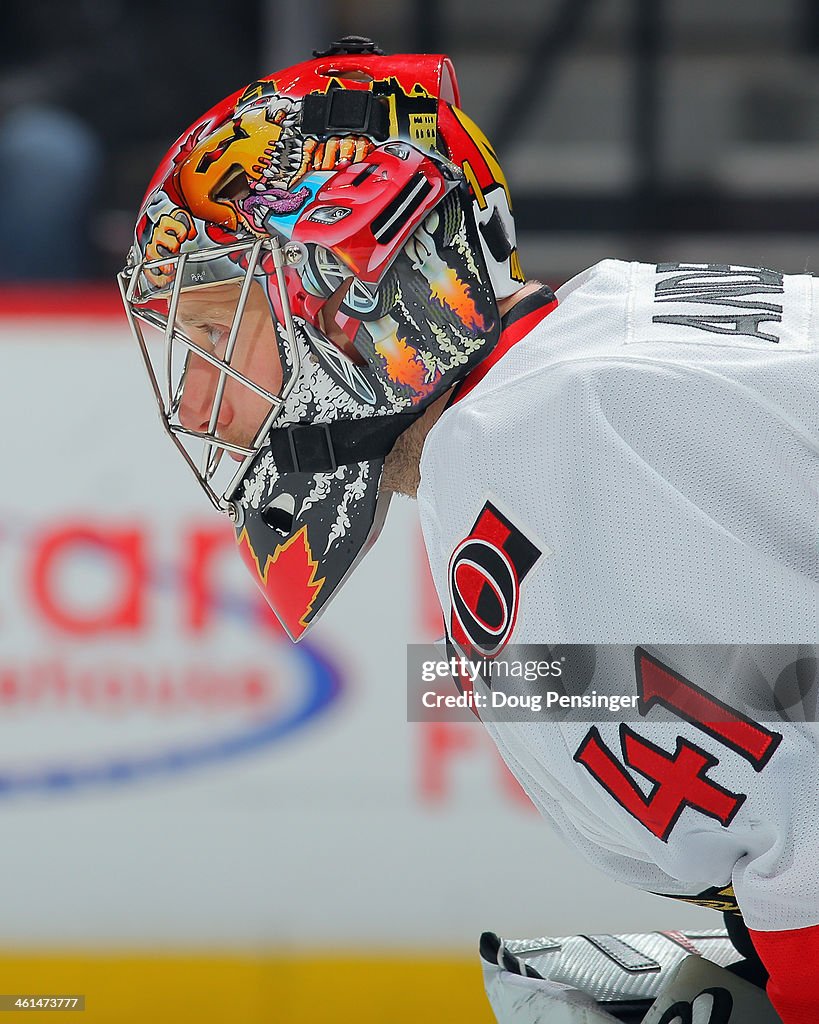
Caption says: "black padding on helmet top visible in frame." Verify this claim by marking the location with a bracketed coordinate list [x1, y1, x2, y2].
[312, 36, 385, 57]
[301, 91, 390, 140]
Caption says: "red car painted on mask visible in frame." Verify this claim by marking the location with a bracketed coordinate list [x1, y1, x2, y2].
[291, 141, 454, 322]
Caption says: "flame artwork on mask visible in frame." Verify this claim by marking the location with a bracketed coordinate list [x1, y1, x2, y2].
[427, 263, 486, 333]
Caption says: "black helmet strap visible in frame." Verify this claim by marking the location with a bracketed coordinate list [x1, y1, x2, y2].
[264, 411, 423, 475]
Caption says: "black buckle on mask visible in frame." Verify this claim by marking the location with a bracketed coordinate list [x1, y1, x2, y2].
[266, 412, 422, 476]
[301, 90, 390, 140]
[286, 423, 337, 474]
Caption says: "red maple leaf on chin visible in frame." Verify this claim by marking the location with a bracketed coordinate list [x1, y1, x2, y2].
[236, 526, 325, 640]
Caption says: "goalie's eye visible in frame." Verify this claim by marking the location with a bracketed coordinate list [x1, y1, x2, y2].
[185, 321, 229, 353]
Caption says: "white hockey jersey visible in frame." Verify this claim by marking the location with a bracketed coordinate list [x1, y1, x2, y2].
[417, 260, 819, 1023]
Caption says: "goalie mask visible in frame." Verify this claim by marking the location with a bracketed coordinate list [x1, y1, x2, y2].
[118, 37, 524, 640]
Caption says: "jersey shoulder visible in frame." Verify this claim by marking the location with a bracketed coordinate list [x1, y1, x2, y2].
[450, 258, 818, 413]
[422, 256, 819, 497]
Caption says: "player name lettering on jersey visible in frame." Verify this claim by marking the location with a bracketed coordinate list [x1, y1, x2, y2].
[654, 262, 784, 343]
[626, 261, 814, 351]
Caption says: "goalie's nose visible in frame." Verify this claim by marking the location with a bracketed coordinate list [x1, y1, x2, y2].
[178, 356, 236, 434]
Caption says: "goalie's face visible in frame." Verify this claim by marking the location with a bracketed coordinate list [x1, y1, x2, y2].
[174, 280, 284, 458]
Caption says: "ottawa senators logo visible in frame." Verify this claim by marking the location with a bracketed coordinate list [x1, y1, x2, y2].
[447, 499, 543, 658]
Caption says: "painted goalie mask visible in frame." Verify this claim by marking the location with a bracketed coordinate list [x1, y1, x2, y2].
[119, 37, 524, 639]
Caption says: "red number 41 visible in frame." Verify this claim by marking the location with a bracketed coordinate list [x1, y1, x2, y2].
[573, 648, 782, 842]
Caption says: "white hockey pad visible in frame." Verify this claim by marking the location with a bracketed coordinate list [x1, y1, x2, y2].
[482, 965, 623, 1024]
[642, 956, 780, 1024]
[480, 928, 753, 1024]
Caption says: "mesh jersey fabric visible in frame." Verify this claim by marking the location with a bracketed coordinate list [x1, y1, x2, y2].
[416, 259, 819, 936]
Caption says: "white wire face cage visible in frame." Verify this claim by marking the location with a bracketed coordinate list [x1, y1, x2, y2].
[118, 235, 304, 518]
